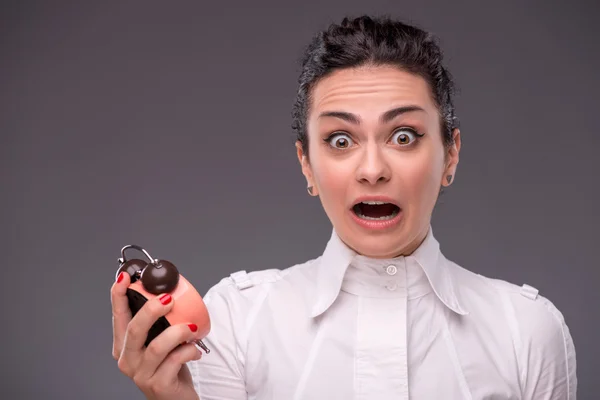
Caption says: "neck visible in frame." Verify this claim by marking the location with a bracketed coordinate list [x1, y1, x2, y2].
[348, 224, 431, 260]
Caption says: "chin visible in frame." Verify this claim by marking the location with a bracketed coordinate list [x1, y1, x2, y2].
[344, 231, 404, 259]
[357, 245, 402, 259]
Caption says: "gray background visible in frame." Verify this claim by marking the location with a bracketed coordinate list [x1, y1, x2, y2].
[1, 0, 598, 398]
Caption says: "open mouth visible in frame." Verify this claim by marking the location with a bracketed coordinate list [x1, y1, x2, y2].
[352, 201, 401, 221]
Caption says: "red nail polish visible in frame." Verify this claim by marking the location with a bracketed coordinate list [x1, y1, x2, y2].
[188, 323, 198, 332]
[117, 272, 124, 283]
[159, 294, 172, 305]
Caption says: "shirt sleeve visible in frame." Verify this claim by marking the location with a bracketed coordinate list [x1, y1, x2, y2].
[186, 278, 249, 400]
[514, 293, 577, 400]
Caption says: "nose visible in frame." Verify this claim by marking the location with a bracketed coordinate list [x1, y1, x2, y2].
[355, 143, 391, 185]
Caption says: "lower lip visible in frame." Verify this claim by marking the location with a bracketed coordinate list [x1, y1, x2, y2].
[349, 208, 403, 230]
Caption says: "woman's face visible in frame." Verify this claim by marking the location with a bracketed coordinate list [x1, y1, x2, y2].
[296, 65, 461, 258]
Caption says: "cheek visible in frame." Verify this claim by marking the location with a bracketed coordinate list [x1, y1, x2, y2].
[403, 155, 442, 208]
[313, 158, 349, 209]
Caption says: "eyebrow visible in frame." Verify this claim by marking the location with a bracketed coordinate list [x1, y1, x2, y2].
[318, 105, 426, 125]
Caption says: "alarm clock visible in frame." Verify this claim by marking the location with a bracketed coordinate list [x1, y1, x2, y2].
[116, 244, 211, 353]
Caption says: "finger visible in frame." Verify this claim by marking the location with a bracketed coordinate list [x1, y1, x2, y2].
[137, 322, 201, 381]
[111, 271, 132, 360]
[148, 342, 202, 391]
[121, 292, 175, 359]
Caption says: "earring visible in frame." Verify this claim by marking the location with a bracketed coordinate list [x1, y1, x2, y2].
[307, 186, 314, 196]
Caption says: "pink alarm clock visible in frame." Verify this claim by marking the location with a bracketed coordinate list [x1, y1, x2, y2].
[116, 244, 211, 354]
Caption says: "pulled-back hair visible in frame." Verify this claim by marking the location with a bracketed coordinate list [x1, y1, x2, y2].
[291, 15, 460, 158]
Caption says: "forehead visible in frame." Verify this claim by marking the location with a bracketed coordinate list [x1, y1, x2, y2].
[309, 65, 436, 116]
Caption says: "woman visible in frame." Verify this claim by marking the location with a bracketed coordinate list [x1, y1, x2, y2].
[111, 15, 577, 399]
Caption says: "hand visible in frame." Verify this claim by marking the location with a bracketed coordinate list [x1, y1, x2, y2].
[111, 271, 202, 400]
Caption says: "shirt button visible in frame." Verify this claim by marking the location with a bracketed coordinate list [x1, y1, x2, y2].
[386, 281, 398, 291]
[386, 265, 397, 275]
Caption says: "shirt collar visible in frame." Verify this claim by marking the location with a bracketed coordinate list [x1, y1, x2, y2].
[310, 225, 469, 318]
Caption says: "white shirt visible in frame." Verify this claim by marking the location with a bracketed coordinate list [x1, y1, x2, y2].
[187, 225, 577, 399]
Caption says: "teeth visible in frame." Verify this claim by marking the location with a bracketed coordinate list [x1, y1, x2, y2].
[356, 208, 400, 221]
[361, 201, 389, 205]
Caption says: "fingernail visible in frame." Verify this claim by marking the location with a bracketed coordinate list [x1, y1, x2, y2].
[188, 323, 198, 332]
[159, 294, 172, 305]
[117, 272, 124, 283]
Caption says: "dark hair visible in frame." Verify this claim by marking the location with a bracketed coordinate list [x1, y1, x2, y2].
[291, 15, 460, 159]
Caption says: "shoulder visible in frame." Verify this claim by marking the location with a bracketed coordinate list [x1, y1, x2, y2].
[486, 278, 577, 397]
[447, 259, 570, 333]
[488, 277, 576, 367]
[202, 257, 319, 312]
[447, 261, 577, 395]
[472, 268, 572, 348]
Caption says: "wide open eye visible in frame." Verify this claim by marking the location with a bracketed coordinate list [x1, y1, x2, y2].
[327, 133, 354, 149]
[391, 127, 421, 146]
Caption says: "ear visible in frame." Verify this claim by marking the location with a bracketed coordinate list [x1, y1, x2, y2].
[295, 140, 318, 195]
[442, 128, 461, 187]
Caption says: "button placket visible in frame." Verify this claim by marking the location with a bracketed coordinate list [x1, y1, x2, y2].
[386, 265, 398, 275]
[384, 264, 398, 290]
